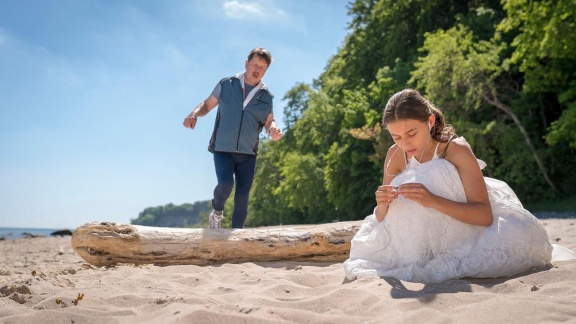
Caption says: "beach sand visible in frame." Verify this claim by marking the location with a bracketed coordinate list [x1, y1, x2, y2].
[1, 219, 575, 323]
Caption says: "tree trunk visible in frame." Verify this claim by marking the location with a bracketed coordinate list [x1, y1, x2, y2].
[71, 221, 362, 267]
[480, 92, 561, 194]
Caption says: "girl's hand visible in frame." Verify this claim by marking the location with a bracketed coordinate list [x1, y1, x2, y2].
[375, 184, 398, 209]
[396, 183, 437, 208]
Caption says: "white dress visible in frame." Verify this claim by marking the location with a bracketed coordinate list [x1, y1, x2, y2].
[343, 144, 563, 284]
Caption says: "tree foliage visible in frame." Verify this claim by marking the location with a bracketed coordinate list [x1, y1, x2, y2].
[249, 0, 556, 225]
[496, 0, 576, 150]
[131, 201, 212, 228]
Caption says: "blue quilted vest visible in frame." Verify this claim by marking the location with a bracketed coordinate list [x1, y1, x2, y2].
[208, 76, 274, 155]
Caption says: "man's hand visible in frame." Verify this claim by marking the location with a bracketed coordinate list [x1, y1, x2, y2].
[269, 127, 283, 140]
[183, 115, 197, 129]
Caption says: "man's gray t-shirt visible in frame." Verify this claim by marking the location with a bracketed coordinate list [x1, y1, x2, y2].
[211, 82, 254, 101]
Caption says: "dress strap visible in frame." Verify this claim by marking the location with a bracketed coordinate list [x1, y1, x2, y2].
[440, 134, 458, 158]
[403, 150, 408, 166]
[432, 141, 441, 159]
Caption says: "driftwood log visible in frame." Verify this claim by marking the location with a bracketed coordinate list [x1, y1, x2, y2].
[72, 221, 363, 267]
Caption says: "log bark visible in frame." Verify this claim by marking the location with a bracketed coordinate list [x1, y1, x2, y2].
[72, 221, 363, 267]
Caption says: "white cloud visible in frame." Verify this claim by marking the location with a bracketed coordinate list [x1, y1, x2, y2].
[223, 0, 286, 20]
[223, 0, 264, 19]
[0, 30, 6, 45]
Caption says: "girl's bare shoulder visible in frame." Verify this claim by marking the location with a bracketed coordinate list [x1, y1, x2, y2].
[384, 144, 405, 175]
[444, 137, 478, 165]
[386, 144, 404, 162]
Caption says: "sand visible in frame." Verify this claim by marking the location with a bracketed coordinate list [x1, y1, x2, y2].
[1, 219, 575, 324]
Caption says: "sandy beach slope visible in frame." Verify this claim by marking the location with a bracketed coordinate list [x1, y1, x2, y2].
[1, 219, 575, 323]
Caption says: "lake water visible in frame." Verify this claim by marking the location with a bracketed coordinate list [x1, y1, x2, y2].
[0, 227, 74, 240]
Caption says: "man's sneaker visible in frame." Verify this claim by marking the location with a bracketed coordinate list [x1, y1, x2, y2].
[209, 210, 224, 228]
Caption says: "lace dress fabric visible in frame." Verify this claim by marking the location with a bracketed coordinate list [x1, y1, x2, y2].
[343, 152, 555, 284]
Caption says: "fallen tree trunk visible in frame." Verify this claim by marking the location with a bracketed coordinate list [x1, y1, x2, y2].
[72, 221, 363, 267]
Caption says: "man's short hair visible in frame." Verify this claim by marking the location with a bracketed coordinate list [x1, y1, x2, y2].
[248, 47, 272, 67]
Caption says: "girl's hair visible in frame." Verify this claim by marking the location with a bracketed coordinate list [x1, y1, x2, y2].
[382, 89, 455, 142]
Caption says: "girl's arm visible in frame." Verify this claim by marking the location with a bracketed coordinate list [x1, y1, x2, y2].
[398, 138, 493, 226]
[375, 145, 403, 222]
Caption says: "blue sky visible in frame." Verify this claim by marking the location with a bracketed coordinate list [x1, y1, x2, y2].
[0, 0, 351, 229]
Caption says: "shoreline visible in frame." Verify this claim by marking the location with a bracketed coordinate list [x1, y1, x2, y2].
[532, 211, 576, 219]
[2, 210, 575, 241]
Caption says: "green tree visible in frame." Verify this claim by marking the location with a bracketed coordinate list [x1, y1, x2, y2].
[131, 201, 211, 228]
[411, 25, 560, 194]
[498, 0, 576, 149]
[248, 0, 576, 225]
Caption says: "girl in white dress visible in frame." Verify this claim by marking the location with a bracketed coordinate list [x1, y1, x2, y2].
[343, 89, 574, 283]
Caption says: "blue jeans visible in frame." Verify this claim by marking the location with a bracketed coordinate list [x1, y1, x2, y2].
[212, 152, 257, 228]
